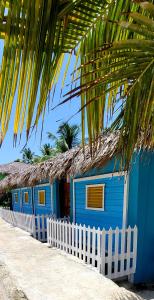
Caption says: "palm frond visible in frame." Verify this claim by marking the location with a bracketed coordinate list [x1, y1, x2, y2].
[0, 0, 109, 143]
[63, 1, 154, 166]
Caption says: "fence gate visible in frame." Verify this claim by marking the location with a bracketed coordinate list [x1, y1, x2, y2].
[47, 218, 137, 280]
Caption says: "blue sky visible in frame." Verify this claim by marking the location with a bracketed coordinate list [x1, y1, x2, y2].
[0, 41, 82, 164]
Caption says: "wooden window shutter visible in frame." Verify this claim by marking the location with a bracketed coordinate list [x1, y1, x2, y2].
[38, 190, 45, 205]
[87, 185, 104, 209]
[24, 192, 29, 203]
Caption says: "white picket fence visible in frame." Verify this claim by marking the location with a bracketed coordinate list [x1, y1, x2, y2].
[47, 218, 138, 280]
[0, 208, 50, 242]
[0, 208, 34, 234]
[32, 214, 52, 242]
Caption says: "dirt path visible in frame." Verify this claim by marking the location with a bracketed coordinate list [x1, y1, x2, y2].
[0, 282, 8, 300]
[0, 218, 143, 300]
[0, 262, 28, 300]
[118, 282, 154, 300]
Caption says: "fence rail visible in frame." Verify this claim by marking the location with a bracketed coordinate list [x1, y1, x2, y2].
[47, 218, 137, 280]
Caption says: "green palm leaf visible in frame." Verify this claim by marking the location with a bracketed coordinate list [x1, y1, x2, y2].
[64, 1, 154, 166]
[0, 0, 109, 143]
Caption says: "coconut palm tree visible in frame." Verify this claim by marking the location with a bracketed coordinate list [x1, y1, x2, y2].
[22, 148, 34, 164]
[40, 144, 52, 157]
[0, 0, 153, 166]
[40, 143, 58, 161]
[48, 122, 80, 152]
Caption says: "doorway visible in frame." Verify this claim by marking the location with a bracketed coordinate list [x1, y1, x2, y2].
[59, 179, 70, 218]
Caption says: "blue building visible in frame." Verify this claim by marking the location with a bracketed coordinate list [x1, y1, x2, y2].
[8, 141, 154, 284]
[12, 183, 53, 216]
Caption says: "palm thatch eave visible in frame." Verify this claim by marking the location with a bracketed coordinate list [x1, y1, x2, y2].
[0, 131, 121, 191]
[0, 162, 31, 175]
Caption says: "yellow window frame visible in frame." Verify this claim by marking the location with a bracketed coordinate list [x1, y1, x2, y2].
[86, 184, 105, 211]
[38, 190, 46, 206]
[24, 192, 29, 204]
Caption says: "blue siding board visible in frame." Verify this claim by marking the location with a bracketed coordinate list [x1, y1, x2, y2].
[76, 157, 122, 178]
[74, 163, 125, 230]
[12, 189, 21, 212]
[33, 184, 52, 215]
[21, 188, 33, 214]
[128, 151, 154, 283]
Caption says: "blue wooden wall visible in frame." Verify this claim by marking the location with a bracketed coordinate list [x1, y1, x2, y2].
[74, 175, 124, 229]
[71, 158, 125, 229]
[21, 188, 33, 214]
[12, 189, 21, 212]
[128, 151, 154, 283]
[33, 184, 53, 215]
[70, 157, 124, 223]
[12, 183, 54, 216]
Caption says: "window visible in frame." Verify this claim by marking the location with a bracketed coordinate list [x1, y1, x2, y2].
[38, 190, 45, 205]
[14, 193, 18, 203]
[24, 192, 29, 203]
[86, 184, 105, 210]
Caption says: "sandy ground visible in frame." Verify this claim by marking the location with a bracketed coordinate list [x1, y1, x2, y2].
[0, 262, 28, 300]
[118, 282, 154, 300]
[0, 218, 150, 300]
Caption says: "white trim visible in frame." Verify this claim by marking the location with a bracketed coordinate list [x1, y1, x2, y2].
[11, 188, 20, 192]
[20, 187, 32, 190]
[38, 190, 46, 206]
[34, 183, 50, 188]
[122, 173, 129, 229]
[13, 183, 50, 191]
[73, 171, 126, 183]
[86, 184, 105, 211]
[24, 191, 29, 204]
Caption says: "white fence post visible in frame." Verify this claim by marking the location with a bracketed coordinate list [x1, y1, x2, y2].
[101, 228, 106, 275]
[97, 227, 101, 272]
[107, 228, 113, 278]
[114, 227, 119, 277]
[132, 225, 138, 273]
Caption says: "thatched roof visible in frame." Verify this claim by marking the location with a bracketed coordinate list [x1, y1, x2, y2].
[69, 131, 120, 176]
[0, 162, 31, 175]
[0, 131, 120, 191]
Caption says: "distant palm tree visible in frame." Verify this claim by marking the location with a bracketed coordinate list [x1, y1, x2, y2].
[48, 122, 80, 153]
[40, 143, 58, 161]
[22, 148, 34, 164]
[41, 144, 52, 156]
